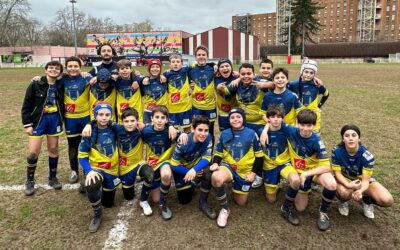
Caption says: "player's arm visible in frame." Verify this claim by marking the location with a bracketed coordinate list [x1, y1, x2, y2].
[247, 134, 264, 181]
[184, 139, 212, 182]
[352, 154, 374, 200]
[21, 81, 36, 134]
[169, 144, 190, 175]
[210, 137, 224, 171]
[254, 80, 274, 90]
[318, 87, 329, 108]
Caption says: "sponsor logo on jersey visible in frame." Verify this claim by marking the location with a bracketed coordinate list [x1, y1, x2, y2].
[65, 103, 76, 113]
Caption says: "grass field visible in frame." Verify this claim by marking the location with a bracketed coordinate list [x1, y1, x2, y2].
[0, 64, 399, 249]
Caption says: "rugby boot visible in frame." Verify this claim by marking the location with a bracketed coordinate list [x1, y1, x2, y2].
[89, 208, 102, 233]
[49, 177, 62, 190]
[25, 180, 35, 196]
[280, 205, 300, 226]
[199, 202, 216, 219]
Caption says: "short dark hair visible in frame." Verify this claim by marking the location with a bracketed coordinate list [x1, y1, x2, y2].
[192, 115, 210, 129]
[45, 60, 63, 74]
[151, 105, 169, 118]
[195, 45, 209, 56]
[117, 59, 131, 70]
[121, 107, 139, 120]
[266, 104, 285, 118]
[297, 109, 317, 125]
[260, 58, 274, 68]
[65, 56, 82, 67]
[97, 43, 116, 56]
[272, 67, 289, 79]
[239, 63, 254, 73]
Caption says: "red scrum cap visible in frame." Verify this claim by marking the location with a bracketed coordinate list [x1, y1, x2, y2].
[147, 58, 162, 72]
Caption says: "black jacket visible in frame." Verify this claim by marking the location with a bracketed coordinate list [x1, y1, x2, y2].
[21, 76, 65, 128]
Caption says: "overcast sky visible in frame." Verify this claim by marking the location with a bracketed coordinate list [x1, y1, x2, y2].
[30, 0, 276, 34]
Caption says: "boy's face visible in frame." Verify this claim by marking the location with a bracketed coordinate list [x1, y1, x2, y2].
[96, 109, 111, 127]
[149, 64, 161, 77]
[342, 129, 360, 151]
[298, 123, 314, 138]
[123, 115, 138, 132]
[118, 66, 132, 79]
[66, 61, 81, 77]
[170, 58, 183, 71]
[219, 63, 232, 78]
[260, 63, 273, 78]
[239, 67, 255, 85]
[45, 65, 62, 79]
[302, 69, 315, 81]
[100, 45, 113, 62]
[268, 115, 283, 129]
[273, 72, 288, 90]
[192, 124, 209, 143]
[151, 111, 168, 130]
[195, 49, 208, 66]
[98, 82, 110, 90]
[229, 113, 244, 130]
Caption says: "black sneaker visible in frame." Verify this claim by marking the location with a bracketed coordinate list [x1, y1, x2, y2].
[25, 180, 35, 196]
[79, 175, 86, 194]
[280, 205, 299, 226]
[48, 177, 62, 190]
[199, 203, 216, 220]
[160, 205, 172, 220]
[89, 209, 102, 233]
[318, 211, 330, 231]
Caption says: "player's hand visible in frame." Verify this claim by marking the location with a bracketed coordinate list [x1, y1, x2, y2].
[24, 127, 33, 136]
[134, 70, 141, 76]
[210, 163, 219, 171]
[299, 172, 308, 188]
[245, 172, 256, 182]
[31, 76, 41, 82]
[314, 77, 323, 87]
[142, 77, 150, 86]
[89, 77, 97, 85]
[184, 169, 197, 182]
[232, 71, 240, 78]
[137, 122, 145, 131]
[348, 179, 361, 190]
[168, 126, 177, 140]
[80, 72, 92, 78]
[160, 75, 167, 83]
[81, 124, 92, 137]
[190, 80, 195, 90]
[259, 125, 269, 147]
[85, 171, 101, 187]
[213, 65, 218, 73]
[352, 189, 363, 201]
[230, 77, 241, 88]
[216, 83, 226, 94]
[131, 81, 139, 90]
[111, 74, 119, 81]
[177, 132, 188, 145]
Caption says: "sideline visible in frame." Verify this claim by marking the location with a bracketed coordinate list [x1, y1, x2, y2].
[0, 183, 80, 191]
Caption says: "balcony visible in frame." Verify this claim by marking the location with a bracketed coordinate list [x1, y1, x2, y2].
[375, 14, 381, 19]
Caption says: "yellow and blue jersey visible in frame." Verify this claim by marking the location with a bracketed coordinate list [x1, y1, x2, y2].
[188, 65, 216, 111]
[110, 123, 144, 176]
[281, 123, 330, 173]
[215, 75, 237, 116]
[139, 76, 168, 112]
[331, 144, 374, 179]
[141, 125, 174, 170]
[43, 84, 59, 113]
[261, 89, 302, 126]
[215, 128, 263, 178]
[115, 78, 143, 122]
[78, 126, 119, 176]
[89, 62, 119, 77]
[63, 75, 91, 118]
[257, 127, 291, 170]
[170, 133, 212, 169]
[89, 82, 116, 120]
[164, 66, 192, 114]
[225, 82, 267, 125]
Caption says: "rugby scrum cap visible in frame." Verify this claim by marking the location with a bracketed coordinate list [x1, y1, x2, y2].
[340, 124, 361, 138]
[218, 58, 232, 68]
[229, 107, 246, 123]
[94, 101, 112, 119]
[300, 59, 318, 74]
[97, 68, 111, 83]
[147, 58, 162, 72]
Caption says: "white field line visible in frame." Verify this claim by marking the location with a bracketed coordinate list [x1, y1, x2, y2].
[0, 183, 80, 191]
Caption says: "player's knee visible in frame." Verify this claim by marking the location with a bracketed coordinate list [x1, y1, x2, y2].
[27, 155, 38, 165]
[86, 177, 102, 194]
[202, 166, 212, 182]
[177, 188, 194, 205]
[122, 186, 135, 200]
[295, 202, 307, 212]
[139, 164, 154, 183]
[378, 194, 394, 207]
[101, 190, 116, 208]
[234, 197, 247, 206]
[211, 172, 224, 187]
[47, 145, 58, 156]
[323, 177, 337, 190]
[288, 174, 300, 189]
[161, 167, 172, 182]
[266, 194, 277, 204]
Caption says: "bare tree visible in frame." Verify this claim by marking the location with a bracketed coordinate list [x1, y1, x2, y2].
[0, 0, 31, 46]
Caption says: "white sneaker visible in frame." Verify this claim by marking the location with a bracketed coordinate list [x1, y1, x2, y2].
[251, 175, 263, 188]
[338, 201, 349, 216]
[68, 171, 79, 184]
[217, 208, 230, 228]
[140, 201, 153, 216]
[362, 202, 374, 219]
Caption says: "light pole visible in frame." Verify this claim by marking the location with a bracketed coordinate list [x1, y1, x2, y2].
[287, 0, 292, 64]
[70, 0, 78, 56]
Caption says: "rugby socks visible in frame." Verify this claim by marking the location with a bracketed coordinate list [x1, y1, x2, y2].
[199, 179, 212, 205]
[159, 182, 171, 206]
[140, 181, 152, 202]
[320, 188, 336, 213]
[67, 136, 81, 172]
[88, 190, 102, 215]
[282, 186, 299, 211]
[48, 156, 59, 179]
[26, 157, 38, 181]
[362, 195, 378, 206]
[215, 186, 228, 209]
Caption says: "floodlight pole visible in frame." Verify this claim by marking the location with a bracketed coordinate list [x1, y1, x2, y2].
[287, 0, 292, 64]
[70, 0, 78, 56]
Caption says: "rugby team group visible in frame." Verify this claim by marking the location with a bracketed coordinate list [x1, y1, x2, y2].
[21, 43, 394, 233]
